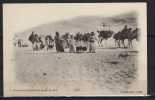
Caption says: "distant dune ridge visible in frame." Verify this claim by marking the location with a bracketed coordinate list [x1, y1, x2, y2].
[15, 11, 138, 40]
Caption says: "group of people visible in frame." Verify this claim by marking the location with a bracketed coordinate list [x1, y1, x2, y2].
[27, 31, 97, 53]
[54, 31, 96, 53]
[19, 25, 139, 52]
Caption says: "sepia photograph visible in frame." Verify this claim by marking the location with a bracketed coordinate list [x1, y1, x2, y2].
[3, 3, 147, 96]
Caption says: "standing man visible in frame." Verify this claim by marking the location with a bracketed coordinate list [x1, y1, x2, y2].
[68, 35, 75, 53]
[89, 32, 96, 53]
[54, 32, 64, 52]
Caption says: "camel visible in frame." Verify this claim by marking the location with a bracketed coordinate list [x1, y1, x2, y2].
[97, 30, 113, 47]
[127, 28, 139, 48]
[113, 26, 140, 48]
[113, 32, 121, 48]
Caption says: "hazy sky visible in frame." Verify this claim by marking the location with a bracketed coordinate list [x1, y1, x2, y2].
[3, 3, 146, 34]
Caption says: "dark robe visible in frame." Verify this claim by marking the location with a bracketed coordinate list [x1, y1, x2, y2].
[54, 36, 64, 52]
[89, 35, 96, 53]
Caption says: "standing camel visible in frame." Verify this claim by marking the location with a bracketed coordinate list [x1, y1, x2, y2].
[113, 25, 139, 48]
[113, 25, 131, 48]
[113, 31, 121, 48]
[97, 30, 113, 47]
[127, 28, 139, 48]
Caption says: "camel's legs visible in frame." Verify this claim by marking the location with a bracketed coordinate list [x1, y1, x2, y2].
[127, 39, 130, 48]
[100, 38, 103, 47]
[118, 40, 121, 48]
[115, 40, 117, 47]
[97, 38, 101, 47]
[128, 39, 133, 48]
[115, 40, 120, 48]
[122, 40, 126, 48]
[130, 40, 133, 48]
[32, 43, 35, 50]
[129, 40, 131, 48]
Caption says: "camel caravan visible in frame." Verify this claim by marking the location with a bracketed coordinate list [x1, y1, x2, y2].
[113, 25, 139, 48]
[14, 25, 140, 53]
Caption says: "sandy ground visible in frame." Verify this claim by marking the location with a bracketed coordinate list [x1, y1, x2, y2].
[13, 46, 138, 95]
